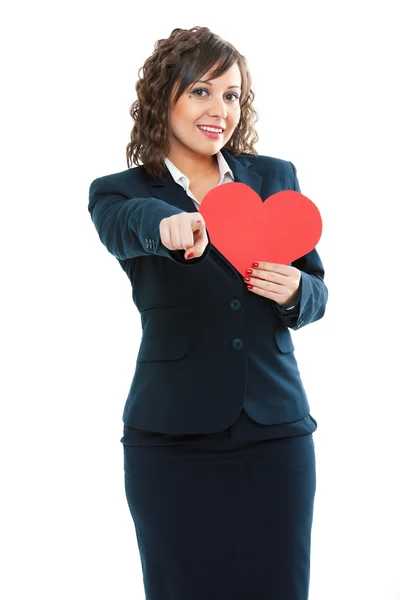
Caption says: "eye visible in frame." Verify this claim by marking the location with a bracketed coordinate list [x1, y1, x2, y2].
[226, 93, 239, 101]
[191, 88, 239, 101]
[192, 88, 208, 97]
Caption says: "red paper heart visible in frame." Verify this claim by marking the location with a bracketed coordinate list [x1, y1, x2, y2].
[198, 182, 322, 277]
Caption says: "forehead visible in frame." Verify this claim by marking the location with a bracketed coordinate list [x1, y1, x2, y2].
[200, 62, 241, 82]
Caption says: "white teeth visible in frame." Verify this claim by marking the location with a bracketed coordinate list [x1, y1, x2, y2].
[198, 126, 223, 133]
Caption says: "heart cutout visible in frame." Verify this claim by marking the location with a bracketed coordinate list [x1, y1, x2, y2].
[198, 182, 323, 277]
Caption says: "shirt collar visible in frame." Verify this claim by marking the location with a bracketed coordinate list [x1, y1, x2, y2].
[163, 151, 234, 188]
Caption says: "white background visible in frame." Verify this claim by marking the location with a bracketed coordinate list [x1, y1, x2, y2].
[2, 1, 399, 598]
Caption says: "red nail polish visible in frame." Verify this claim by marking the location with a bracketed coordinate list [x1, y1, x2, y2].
[187, 252, 194, 259]
[244, 276, 250, 282]
[252, 262, 259, 268]
[247, 285, 253, 290]
[246, 269, 253, 274]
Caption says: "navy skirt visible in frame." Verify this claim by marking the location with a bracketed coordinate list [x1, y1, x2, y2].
[120, 408, 317, 600]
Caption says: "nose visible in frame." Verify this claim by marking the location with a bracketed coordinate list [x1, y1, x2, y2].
[208, 96, 228, 119]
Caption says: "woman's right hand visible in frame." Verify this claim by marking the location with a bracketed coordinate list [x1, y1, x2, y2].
[159, 213, 209, 260]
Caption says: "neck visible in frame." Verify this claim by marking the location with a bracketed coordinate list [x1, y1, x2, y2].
[166, 147, 219, 181]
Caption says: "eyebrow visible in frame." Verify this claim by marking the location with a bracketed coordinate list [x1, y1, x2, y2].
[195, 80, 241, 90]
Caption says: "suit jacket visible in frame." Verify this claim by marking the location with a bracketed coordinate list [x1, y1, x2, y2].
[88, 148, 328, 434]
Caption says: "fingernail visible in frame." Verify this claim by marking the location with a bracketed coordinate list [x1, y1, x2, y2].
[252, 262, 259, 268]
[187, 252, 194, 259]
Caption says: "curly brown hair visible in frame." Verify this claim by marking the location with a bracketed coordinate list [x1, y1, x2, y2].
[126, 26, 260, 180]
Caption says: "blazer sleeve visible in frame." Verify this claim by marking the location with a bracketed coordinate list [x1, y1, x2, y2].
[88, 176, 211, 266]
[271, 161, 328, 330]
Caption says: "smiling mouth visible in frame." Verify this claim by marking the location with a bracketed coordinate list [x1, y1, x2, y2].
[197, 127, 224, 139]
[197, 126, 224, 133]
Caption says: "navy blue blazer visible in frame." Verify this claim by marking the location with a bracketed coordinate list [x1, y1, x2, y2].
[88, 148, 328, 434]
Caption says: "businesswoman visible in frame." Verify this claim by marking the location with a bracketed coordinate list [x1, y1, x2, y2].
[88, 26, 328, 600]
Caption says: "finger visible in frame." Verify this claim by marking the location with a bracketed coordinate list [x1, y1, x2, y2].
[250, 269, 288, 286]
[194, 216, 206, 228]
[248, 269, 299, 304]
[181, 218, 197, 253]
[246, 274, 291, 296]
[167, 218, 183, 250]
[184, 219, 205, 256]
[258, 281, 283, 295]
[160, 219, 173, 250]
[254, 262, 291, 275]
[196, 226, 209, 254]
[247, 283, 287, 302]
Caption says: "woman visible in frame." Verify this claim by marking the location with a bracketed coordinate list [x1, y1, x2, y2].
[88, 26, 328, 600]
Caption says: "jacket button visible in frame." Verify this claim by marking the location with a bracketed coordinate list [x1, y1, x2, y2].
[232, 337, 244, 350]
[229, 298, 242, 310]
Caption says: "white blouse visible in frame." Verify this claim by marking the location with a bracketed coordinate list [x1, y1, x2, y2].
[163, 150, 234, 206]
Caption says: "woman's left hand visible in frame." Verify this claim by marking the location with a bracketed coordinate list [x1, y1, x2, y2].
[244, 262, 301, 307]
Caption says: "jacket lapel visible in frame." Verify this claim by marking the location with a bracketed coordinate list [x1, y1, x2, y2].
[145, 149, 263, 277]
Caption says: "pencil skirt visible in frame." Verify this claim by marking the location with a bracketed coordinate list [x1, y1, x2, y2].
[121, 412, 317, 600]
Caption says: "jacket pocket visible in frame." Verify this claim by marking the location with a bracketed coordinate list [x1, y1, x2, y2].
[136, 333, 190, 362]
[274, 327, 295, 353]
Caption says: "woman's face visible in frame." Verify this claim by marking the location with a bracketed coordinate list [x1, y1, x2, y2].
[168, 62, 242, 158]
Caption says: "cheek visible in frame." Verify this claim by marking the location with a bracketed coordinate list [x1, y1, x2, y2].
[170, 112, 188, 134]
[227, 118, 240, 132]
[175, 108, 197, 128]
[229, 107, 241, 125]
